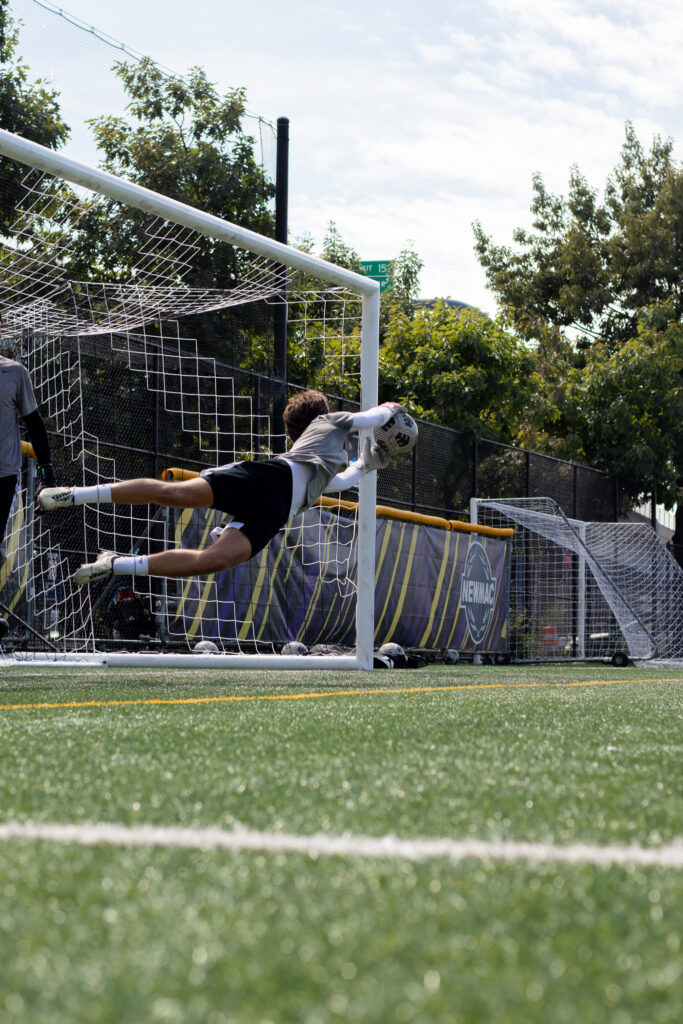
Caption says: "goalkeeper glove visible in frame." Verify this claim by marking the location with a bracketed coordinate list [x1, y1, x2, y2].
[36, 465, 58, 511]
[358, 436, 389, 471]
[380, 401, 405, 416]
[37, 463, 57, 490]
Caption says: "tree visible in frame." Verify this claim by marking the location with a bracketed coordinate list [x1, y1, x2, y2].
[383, 243, 423, 313]
[576, 309, 683, 503]
[0, 0, 69, 236]
[288, 228, 424, 400]
[519, 307, 683, 504]
[44, 57, 279, 377]
[61, 58, 274, 287]
[473, 124, 683, 559]
[378, 301, 534, 441]
[473, 124, 682, 350]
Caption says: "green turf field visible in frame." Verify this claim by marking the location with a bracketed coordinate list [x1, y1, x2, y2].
[0, 661, 681, 1023]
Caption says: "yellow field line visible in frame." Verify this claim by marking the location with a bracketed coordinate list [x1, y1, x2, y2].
[0, 677, 679, 712]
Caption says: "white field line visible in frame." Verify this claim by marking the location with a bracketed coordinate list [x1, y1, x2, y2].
[0, 821, 682, 868]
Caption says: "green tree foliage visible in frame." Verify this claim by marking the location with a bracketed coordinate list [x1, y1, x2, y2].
[286, 224, 363, 398]
[46, 57, 280, 385]
[473, 124, 683, 531]
[473, 124, 682, 350]
[378, 243, 423, 339]
[63, 58, 275, 288]
[291, 228, 529, 443]
[576, 310, 683, 503]
[0, 0, 68, 236]
[379, 301, 534, 441]
[288, 228, 425, 400]
[520, 309, 683, 504]
[318, 221, 364, 274]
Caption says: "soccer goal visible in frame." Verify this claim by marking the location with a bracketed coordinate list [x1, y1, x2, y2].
[471, 496, 683, 664]
[0, 128, 380, 669]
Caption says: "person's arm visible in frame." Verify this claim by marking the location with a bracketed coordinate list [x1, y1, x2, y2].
[349, 401, 404, 431]
[325, 402, 405, 494]
[325, 461, 366, 494]
[22, 409, 57, 489]
[324, 438, 389, 494]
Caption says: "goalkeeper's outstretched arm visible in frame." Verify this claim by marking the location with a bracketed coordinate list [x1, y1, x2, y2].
[324, 402, 405, 494]
[324, 436, 392, 495]
[348, 401, 403, 431]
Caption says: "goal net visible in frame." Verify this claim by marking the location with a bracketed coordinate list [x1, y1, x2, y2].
[472, 497, 683, 663]
[0, 129, 379, 668]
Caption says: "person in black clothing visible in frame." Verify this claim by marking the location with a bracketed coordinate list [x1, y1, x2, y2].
[0, 353, 57, 637]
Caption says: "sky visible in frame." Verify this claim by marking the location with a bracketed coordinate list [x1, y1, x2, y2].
[10, 0, 683, 313]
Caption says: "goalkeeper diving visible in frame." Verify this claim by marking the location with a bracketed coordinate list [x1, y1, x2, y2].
[38, 391, 408, 585]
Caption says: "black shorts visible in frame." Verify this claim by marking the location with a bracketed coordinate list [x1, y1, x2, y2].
[202, 458, 292, 557]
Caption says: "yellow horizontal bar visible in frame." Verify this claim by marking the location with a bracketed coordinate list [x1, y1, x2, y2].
[449, 520, 514, 538]
[163, 467, 199, 481]
[21, 440, 36, 459]
[320, 497, 513, 537]
[375, 505, 454, 529]
[163, 469, 514, 538]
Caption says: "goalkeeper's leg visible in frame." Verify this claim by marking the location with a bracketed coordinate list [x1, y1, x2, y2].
[72, 526, 253, 585]
[39, 477, 214, 511]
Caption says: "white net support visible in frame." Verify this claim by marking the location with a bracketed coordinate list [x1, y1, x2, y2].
[473, 497, 683, 663]
[0, 129, 379, 668]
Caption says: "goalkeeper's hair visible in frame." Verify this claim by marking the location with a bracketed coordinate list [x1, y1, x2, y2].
[283, 390, 330, 442]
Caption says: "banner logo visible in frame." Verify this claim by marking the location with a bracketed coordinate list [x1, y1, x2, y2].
[461, 541, 496, 645]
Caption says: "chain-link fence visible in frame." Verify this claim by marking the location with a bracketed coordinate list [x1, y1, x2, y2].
[27, 338, 628, 530]
[375, 420, 624, 524]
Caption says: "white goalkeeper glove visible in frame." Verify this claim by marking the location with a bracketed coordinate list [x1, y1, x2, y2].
[358, 435, 389, 471]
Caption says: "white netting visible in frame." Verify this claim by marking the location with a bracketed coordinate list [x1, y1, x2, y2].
[475, 497, 683, 662]
[0, 160, 366, 660]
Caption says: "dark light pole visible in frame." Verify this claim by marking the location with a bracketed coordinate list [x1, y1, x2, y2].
[272, 116, 289, 452]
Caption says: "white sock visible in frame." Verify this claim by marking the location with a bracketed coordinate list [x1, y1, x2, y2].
[73, 485, 113, 505]
[112, 556, 149, 575]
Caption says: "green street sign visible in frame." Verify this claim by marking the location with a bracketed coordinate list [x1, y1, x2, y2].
[361, 260, 393, 291]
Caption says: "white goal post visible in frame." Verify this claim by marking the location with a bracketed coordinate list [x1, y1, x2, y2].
[0, 128, 380, 670]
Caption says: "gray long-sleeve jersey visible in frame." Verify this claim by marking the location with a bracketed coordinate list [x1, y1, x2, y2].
[0, 356, 38, 477]
[275, 406, 393, 513]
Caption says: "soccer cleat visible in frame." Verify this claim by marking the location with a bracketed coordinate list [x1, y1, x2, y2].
[72, 550, 118, 586]
[38, 487, 75, 511]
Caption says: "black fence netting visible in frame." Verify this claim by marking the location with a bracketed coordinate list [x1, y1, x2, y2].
[378, 425, 622, 524]
[28, 336, 625, 529]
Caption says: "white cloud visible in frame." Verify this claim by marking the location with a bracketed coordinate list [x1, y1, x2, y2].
[14, 0, 683, 310]
[415, 42, 458, 64]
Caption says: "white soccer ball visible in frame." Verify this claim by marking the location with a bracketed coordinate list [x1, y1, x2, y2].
[378, 641, 408, 667]
[379, 642, 405, 660]
[443, 648, 460, 665]
[281, 641, 309, 656]
[194, 640, 219, 654]
[374, 411, 418, 456]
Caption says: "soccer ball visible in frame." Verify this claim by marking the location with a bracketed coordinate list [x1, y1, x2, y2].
[281, 641, 309, 656]
[374, 411, 418, 456]
[378, 642, 407, 668]
[194, 639, 219, 654]
[443, 648, 459, 665]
